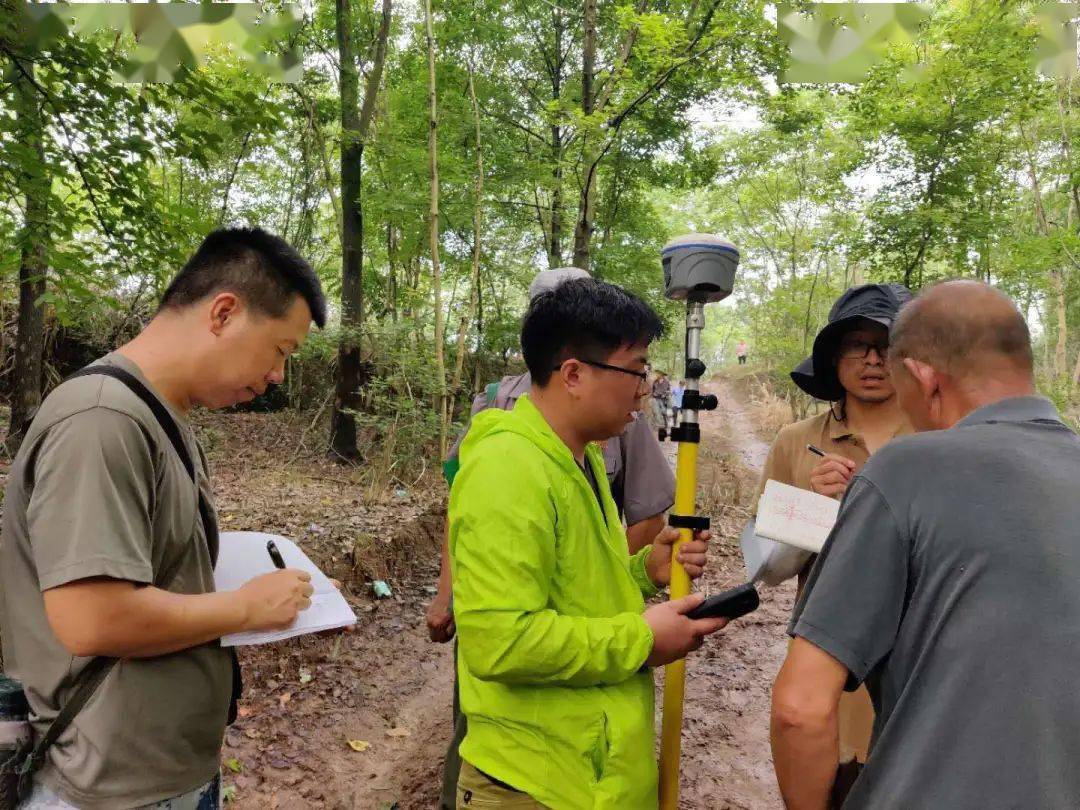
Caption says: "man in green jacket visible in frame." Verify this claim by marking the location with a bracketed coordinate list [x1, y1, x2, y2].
[450, 278, 727, 809]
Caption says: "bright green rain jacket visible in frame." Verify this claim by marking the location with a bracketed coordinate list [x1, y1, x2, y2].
[449, 394, 660, 809]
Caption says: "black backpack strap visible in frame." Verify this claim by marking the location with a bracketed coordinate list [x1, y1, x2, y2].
[71, 366, 242, 723]
[67, 366, 195, 480]
[17, 656, 115, 797]
[68, 365, 213, 586]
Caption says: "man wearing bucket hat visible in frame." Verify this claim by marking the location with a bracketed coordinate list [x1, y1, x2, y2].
[759, 283, 913, 515]
[429, 267, 676, 809]
[756, 282, 912, 804]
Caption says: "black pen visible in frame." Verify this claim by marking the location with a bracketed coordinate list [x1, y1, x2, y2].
[806, 444, 827, 458]
[266, 540, 286, 570]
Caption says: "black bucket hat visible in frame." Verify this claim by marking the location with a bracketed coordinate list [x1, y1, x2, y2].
[790, 283, 913, 401]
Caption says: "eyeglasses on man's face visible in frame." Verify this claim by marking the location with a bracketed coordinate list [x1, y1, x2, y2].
[837, 338, 889, 361]
[552, 358, 650, 388]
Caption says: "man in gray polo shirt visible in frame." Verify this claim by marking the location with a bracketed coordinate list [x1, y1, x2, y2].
[770, 280, 1080, 810]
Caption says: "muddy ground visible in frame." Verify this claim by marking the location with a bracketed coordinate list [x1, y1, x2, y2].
[0, 376, 794, 809]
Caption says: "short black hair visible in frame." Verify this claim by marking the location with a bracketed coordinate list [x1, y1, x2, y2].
[159, 228, 327, 328]
[522, 278, 665, 386]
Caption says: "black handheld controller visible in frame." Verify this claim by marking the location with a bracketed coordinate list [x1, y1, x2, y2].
[685, 583, 759, 621]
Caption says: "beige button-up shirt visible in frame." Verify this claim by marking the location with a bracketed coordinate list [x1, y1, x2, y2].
[756, 405, 910, 767]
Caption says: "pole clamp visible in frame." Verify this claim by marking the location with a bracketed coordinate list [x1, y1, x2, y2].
[684, 358, 707, 379]
[681, 391, 718, 412]
[669, 424, 700, 443]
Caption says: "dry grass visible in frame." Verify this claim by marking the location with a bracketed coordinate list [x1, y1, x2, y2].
[746, 379, 796, 438]
[699, 449, 753, 516]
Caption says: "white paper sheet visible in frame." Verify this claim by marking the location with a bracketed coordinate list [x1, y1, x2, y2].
[754, 479, 840, 554]
[214, 531, 357, 646]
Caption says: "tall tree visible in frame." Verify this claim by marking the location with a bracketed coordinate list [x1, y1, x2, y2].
[424, 0, 448, 454]
[6, 57, 49, 453]
[330, 0, 392, 460]
[445, 59, 485, 434]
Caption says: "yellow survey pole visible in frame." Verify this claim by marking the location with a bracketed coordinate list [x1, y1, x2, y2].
[655, 235, 738, 809]
[657, 299, 711, 810]
[658, 438, 699, 808]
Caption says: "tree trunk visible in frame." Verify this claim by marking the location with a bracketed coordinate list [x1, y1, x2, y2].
[424, 0, 448, 456]
[445, 62, 485, 427]
[802, 259, 821, 354]
[548, 8, 565, 268]
[1050, 269, 1068, 378]
[387, 223, 398, 323]
[7, 61, 49, 456]
[472, 271, 485, 392]
[571, 0, 598, 270]
[1019, 120, 1068, 379]
[1056, 84, 1080, 227]
[330, 0, 365, 460]
[330, 0, 392, 460]
[550, 146, 564, 267]
[297, 87, 343, 239]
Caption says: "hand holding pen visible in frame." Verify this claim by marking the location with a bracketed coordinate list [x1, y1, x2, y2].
[806, 443, 857, 499]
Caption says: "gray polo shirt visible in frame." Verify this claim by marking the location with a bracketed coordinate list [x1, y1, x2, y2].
[790, 396, 1080, 810]
[446, 372, 674, 525]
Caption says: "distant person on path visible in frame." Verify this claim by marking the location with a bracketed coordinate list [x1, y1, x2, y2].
[736, 340, 749, 365]
[671, 379, 685, 410]
[429, 268, 674, 809]
[1, 228, 324, 809]
[771, 281, 1080, 810]
[649, 371, 672, 433]
[756, 283, 912, 803]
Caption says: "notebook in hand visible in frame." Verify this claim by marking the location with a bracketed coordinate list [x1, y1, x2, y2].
[754, 479, 840, 554]
[214, 531, 357, 646]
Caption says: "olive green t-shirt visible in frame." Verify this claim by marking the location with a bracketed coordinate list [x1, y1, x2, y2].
[0, 353, 232, 808]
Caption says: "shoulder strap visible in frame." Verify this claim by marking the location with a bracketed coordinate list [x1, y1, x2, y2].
[18, 656, 114, 795]
[485, 381, 500, 408]
[69, 366, 217, 579]
[67, 366, 195, 480]
[72, 366, 241, 722]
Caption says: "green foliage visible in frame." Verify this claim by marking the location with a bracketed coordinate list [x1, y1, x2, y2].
[3, 0, 1078, 459]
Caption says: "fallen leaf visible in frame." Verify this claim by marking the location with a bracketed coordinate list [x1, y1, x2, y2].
[386, 727, 411, 738]
[279, 692, 292, 707]
[347, 739, 371, 752]
[225, 757, 243, 774]
[237, 707, 252, 719]
[298, 668, 313, 685]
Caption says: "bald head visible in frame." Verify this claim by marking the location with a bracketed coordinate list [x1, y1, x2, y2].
[890, 281, 1033, 381]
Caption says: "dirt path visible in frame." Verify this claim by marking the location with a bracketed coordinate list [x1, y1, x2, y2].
[222, 378, 793, 809]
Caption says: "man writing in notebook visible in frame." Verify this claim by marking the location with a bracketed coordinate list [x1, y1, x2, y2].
[449, 278, 725, 808]
[1, 228, 323, 808]
[771, 281, 1080, 809]
[755, 283, 912, 802]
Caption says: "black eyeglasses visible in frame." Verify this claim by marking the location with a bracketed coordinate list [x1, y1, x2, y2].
[838, 339, 889, 360]
[552, 359, 649, 383]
